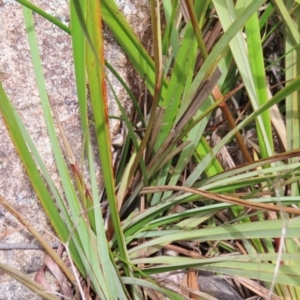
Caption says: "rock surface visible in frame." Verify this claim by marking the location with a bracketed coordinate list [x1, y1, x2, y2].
[198, 272, 243, 300]
[0, 0, 149, 298]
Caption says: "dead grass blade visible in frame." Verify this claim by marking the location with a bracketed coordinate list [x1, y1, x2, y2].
[0, 262, 60, 300]
[141, 186, 300, 215]
[187, 270, 201, 299]
[233, 276, 282, 300]
[0, 195, 76, 284]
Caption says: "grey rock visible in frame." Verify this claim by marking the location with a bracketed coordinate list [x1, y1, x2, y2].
[198, 271, 243, 300]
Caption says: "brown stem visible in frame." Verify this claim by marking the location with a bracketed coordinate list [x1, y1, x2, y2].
[212, 86, 253, 164]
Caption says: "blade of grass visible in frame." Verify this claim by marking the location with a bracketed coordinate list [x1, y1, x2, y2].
[0, 262, 60, 300]
[127, 0, 164, 189]
[142, 185, 300, 215]
[162, 0, 180, 58]
[128, 218, 300, 255]
[0, 195, 75, 284]
[15, 0, 71, 33]
[101, 0, 166, 98]
[285, 0, 300, 197]
[22, 5, 125, 298]
[82, 2, 133, 297]
[123, 195, 300, 238]
[154, 22, 198, 151]
[15, 0, 165, 102]
[122, 277, 185, 300]
[132, 256, 300, 287]
[0, 81, 84, 277]
[273, 0, 300, 57]
[214, 0, 273, 160]
[245, 8, 274, 158]
[185, 74, 300, 186]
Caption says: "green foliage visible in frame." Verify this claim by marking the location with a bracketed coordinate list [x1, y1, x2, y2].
[1, 0, 300, 299]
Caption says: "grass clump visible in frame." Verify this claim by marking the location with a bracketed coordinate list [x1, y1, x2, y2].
[1, 0, 300, 299]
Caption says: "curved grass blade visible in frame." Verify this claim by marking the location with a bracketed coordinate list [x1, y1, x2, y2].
[21, 5, 127, 298]
[0, 81, 83, 277]
[128, 218, 300, 255]
[142, 185, 300, 215]
[0, 195, 75, 284]
[0, 262, 60, 300]
[15, 0, 70, 34]
[131, 255, 300, 287]
[16, 0, 165, 102]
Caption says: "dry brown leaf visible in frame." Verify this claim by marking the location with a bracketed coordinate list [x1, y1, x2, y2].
[44, 252, 73, 299]
[34, 265, 52, 291]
